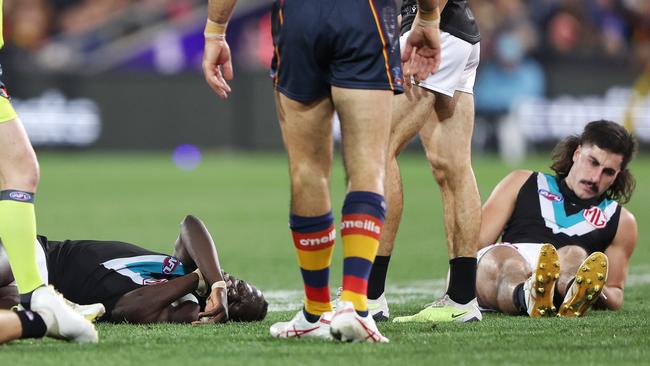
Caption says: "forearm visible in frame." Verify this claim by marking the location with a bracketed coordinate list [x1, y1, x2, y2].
[593, 286, 623, 311]
[207, 0, 237, 24]
[177, 215, 225, 286]
[416, 0, 440, 14]
[112, 273, 200, 323]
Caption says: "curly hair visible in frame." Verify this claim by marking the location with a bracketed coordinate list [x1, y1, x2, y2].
[550, 120, 637, 204]
[222, 271, 268, 322]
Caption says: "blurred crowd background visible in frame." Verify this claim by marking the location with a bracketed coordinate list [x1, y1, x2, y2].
[1, 0, 649, 158]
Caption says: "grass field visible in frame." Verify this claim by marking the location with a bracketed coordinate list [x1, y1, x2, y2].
[2, 150, 649, 365]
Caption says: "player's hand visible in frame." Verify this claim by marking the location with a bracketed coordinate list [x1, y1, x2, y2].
[192, 287, 228, 324]
[401, 21, 441, 83]
[202, 38, 234, 99]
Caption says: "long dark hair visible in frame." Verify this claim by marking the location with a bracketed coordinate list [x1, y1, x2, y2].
[550, 120, 637, 204]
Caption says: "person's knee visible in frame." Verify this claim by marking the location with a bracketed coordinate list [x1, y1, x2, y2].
[427, 152, 470, 187]
[0, 160, 39, 192]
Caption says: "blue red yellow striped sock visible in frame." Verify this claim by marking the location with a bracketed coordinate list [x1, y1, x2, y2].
[340, 191, 385, 316]
[290, 211, 335, 322]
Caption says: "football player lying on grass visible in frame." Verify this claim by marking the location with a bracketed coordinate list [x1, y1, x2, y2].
[475, 120, 637, 318]
[0, 215, 268, 327]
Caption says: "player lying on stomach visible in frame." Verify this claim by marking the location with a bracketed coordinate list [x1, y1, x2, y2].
[0, 215, 267, 326]
[475, 120, 637, 318]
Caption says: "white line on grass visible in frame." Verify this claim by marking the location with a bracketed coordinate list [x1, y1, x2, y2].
[265, 269, 650, 312]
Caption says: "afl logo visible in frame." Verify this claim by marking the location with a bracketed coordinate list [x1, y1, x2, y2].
[9, 191, 32, 202]
[538, 189, 563, 202]
[583, 206, 607, 229]
[162, 257, 179, 274]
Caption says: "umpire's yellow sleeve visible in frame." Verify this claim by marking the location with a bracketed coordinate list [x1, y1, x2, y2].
[0, 97, 17, 123]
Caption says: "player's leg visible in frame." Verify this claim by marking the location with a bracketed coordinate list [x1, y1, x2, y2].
[269, 92, 337, 340]
[328, 87, 391, 343]
[475, 246, 530, 314]
[556, 246, 607, 317]
[0, 309, 46, 344]
[0, 100, 97, 343]
[556, 245, 589, 298]
[366, 88, 437, 321]
[421, 91, 481, 299]
[0, 116, 43, 299]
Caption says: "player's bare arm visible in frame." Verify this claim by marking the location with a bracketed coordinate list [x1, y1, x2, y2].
[111, 274, 201, 324]
[402, 0, 441, 81]
[173, 215, 228, 323]
[479, 170, 533, 248]
[598, 208, 638, 310]
[203, 0, 237, 99]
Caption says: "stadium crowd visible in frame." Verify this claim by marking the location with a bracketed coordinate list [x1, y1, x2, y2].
[2, 0, 648, 65]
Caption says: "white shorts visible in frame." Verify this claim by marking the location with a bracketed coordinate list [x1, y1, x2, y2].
[400, 30, 480, 97]
[477, 243, 546, 272]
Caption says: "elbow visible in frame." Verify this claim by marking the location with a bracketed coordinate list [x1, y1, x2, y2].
[181, 214, 202, 229]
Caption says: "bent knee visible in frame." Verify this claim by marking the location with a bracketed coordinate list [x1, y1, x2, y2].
[0, 165, 40, 192]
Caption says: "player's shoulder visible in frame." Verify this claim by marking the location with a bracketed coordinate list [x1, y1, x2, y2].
[618, 207, 637, 230]
[501, 170, 535, 187]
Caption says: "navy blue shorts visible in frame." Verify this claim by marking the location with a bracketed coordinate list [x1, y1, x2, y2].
[271, 0, 404, 102]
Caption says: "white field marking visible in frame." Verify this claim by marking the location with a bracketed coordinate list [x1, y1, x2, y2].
[265, 268, 650, 312]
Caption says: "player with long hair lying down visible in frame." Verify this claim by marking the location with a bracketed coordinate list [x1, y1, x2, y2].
[0, 215, 267, 344]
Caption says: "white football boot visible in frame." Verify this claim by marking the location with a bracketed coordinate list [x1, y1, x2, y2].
[63, 299, 106, 322]
[330, 301, 388, 343]
[367, 293, 390, 322]
[524, 243, 561, 317]
[30, 286, 98, 343]
[335, 287, 390, 322]
[270, 310, 333, 340]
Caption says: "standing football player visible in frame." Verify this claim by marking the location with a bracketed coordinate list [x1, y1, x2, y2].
[202, 0, 442, 342]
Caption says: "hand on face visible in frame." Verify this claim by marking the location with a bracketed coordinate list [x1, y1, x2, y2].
[192, 287, 228, 324]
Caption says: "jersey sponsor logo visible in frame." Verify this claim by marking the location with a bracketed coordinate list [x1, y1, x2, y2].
[9, 191, 32, 202]
[340, 219, 381, 235]
[162, 257, 180, 274]
[143, 278, 168, 285]
[538, 189, 563, 202]
[299, 230, 336, 247]
[583, 206, 607, 229]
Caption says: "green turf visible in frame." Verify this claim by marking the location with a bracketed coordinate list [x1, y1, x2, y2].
[2, 151, 649, 364]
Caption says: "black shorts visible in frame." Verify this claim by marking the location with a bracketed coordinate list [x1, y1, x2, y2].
[39, 236, 188, 321]
[270, 0, 404, 102]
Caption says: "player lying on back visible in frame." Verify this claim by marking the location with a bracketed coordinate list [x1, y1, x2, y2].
[0, 215, 267, 327]
[475, 120, 637, 318]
